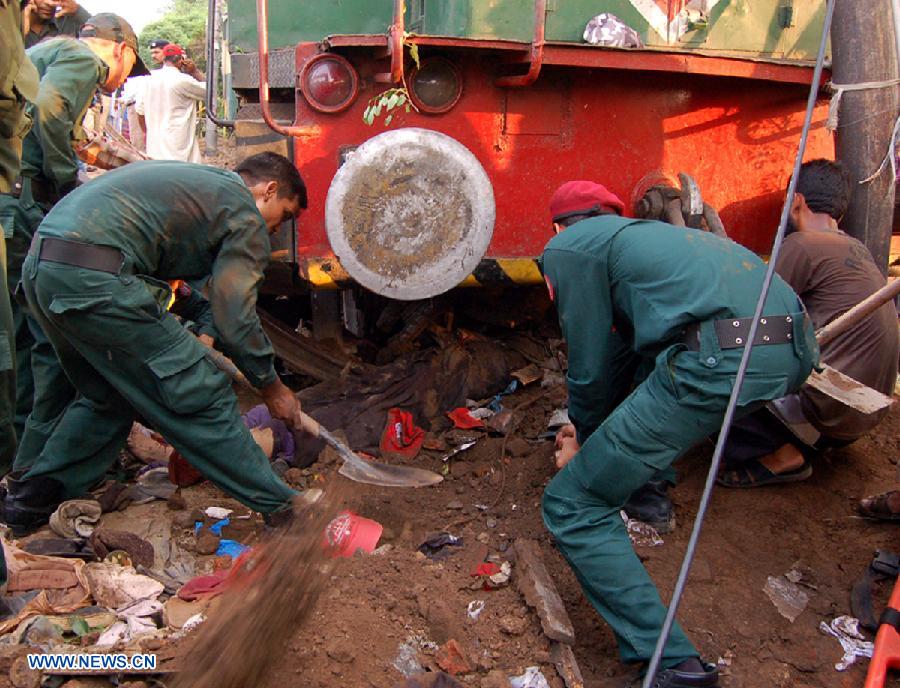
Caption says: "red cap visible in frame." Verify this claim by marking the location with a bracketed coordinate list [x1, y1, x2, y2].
[162, 43, 185, 58]
[549, 181, 625, 222]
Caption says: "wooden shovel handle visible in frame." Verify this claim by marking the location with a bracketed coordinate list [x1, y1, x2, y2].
[298, 411, 321, 438]
[816, 278, 900, 347]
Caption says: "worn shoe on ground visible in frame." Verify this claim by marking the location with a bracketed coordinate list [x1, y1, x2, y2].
[1, 473, 68, 537]
[623, 480, 676, 534]
[650, 662, 719, 688]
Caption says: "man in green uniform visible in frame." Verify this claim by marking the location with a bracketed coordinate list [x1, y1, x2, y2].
[541, 181, 817, 687]
[6, 13, 147, 468]
[22, 0, 89, 48]
[0, 0, 40, 597]
[3, 153, 308, 534]
[0, 0, 40, 475]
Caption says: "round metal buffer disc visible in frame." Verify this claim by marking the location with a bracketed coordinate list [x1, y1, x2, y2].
[325, 127, 495, 300]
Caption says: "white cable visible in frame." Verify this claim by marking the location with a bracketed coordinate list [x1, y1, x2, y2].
[827, 79, 900, 131]
[859, 113, 900, 184]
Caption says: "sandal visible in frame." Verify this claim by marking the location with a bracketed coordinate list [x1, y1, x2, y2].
[858, 491, 900, 522]
[717, 458, 812, 488]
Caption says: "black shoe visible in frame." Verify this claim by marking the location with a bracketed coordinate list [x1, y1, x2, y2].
[650, 662, 719, 688]
[1, 473, 67, 537]
[623, 480, 675, 534]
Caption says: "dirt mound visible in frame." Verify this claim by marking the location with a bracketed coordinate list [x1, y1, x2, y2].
[172, 489, 349, 688]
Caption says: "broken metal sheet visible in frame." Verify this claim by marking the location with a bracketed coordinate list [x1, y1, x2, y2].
[326, 128, 495, 300]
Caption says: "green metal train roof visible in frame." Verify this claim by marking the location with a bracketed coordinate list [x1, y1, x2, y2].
[228, 0, 828, 63]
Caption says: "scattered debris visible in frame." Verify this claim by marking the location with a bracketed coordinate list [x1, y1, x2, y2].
[440, 440, 478, 463]
[380, 407, 426, 460]
[499, 615, 528, 636]
[621, 511, 664, 548]
[466, 600, 485, 621]
[436, 638, 472, 675]
[49, 500, 102, 539]
[402, 671, 465, 688]
[83, 563, 164, 609]
[447, 408, 486, 430]
[819, 615, 874, 671]
[419, 533, 464, 560]
[393, 635, 440, 677]
[96, 598, 163, 647]
[204, 507, 233, 520]
[547, 408, 570, 429]
[551, 641, 585, 688]
[125, 467, 178, 504]
[764, 575, 810, 623]
[512, 364, 543, 386]
[487, 380, 519, 413]
[486, 409, 514, 435]
[323, 511, 383, 558]
[514, 540, 576, 644]
[90, 529, 155, 569]
[470, 561, 511, 590]
[510, 666, 552, 688]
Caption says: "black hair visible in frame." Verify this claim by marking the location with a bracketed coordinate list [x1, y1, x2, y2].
[795, 159, 852, 220]
[163, 54, 182, 65]
[235, 152, 308, 208]
[556, 207, 617, 228]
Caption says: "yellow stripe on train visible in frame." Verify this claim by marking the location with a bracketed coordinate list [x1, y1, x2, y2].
[297, 258, 543, 289]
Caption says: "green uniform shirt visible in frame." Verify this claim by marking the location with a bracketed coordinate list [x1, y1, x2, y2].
[0, 0, 39, 196]
[23, 5, 90, 48]
[22, 38, 107, 194]
[38, 161, 278, 388]
[542, 216, 803, 444]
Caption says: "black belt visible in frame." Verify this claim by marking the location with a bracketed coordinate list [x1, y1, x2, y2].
[38, 237, 125, 274]
[682, 315, 795, 351]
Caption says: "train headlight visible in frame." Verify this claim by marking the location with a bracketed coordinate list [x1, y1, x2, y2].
[300, 54, 359, 113]
[408, 57, 463, 114]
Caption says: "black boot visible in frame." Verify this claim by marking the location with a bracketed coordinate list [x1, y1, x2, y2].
[623, 480, 675, 534]
[650, 660, 719, 688]
[1, 473, 67, 537]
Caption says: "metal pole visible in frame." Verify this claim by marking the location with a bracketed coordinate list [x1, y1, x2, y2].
[206, 0, 234, 128]
[831, 0, 899, 274]
[204, 1, 219, 156]
[641, 0, 836, 683]
[892, 0, 900, 71]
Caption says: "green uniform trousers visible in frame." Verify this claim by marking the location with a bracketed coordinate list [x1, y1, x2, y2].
[0, 229, 15, 475]
[542, 317, 816, 669]
[2, 189, 73, 471]
[20, 252, 298, 514]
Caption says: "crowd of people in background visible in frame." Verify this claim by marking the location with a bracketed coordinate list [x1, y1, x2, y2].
[20, 0, 207, 163]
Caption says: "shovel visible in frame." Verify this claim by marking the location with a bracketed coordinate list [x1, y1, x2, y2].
[204, 348, 443, 488]
[803, 277, 900, 415]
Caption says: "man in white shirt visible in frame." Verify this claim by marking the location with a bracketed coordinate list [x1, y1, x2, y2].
[136, 43, 206, 162]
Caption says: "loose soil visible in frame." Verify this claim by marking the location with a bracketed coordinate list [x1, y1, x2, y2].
[170, 386, 900, 688]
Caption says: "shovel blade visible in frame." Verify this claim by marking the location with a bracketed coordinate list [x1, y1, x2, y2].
[315, 422, 443, 487]
[806, 365, 894, 415]
[338, 460, 444, 488]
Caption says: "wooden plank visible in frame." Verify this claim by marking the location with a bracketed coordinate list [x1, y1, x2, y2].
[513, 539, 576, 645]
[551, 641, 585, 688]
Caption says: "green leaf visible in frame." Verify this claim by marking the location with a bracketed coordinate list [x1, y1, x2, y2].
[70, 617, 90, 637]
[386, 93, 399, 110]
[409, 43, 421, 69]
[384, 114, 393, 126]
[395, 93, 407, 107]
